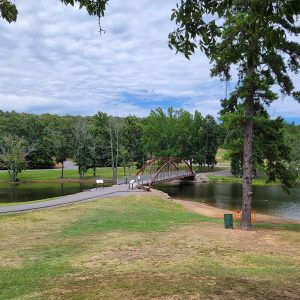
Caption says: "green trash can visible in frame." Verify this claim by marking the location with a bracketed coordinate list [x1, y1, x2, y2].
[224, 213, 233, 229]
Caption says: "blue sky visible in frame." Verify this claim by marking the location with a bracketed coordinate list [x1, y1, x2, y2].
[0, 0, 299, 123]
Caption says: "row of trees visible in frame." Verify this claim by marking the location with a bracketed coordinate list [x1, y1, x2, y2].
[2, 0, 299, 230]
[1, 109, 298, 183]
[143, 108, 223, 168]
[0, 109, 222, 181]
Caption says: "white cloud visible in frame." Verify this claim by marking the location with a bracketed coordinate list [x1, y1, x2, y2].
[0, 0, 299, 121]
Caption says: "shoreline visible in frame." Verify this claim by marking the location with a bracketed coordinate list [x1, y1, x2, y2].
[0, 182, 299, 225]
[150, 188, 300, 225]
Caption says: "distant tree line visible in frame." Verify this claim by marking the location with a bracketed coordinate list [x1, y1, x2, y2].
[0, 109, 298, 183]
[142, 108, 224, 169]
[0, 109, 222, 181]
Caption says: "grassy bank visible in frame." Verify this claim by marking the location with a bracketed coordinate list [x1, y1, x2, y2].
[208, 174, 300, 185]
[0, 167, 132, 182]
[208, 174, 277, 185]
[0, 195, 299, 299]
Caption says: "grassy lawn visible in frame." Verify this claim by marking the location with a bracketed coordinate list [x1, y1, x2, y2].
[0, 167, 133, 182]
[208, 174, 277, 185]
[0, 195, 299, 299]
[194, 166, 228, 173]
[208, 174, 300, 185]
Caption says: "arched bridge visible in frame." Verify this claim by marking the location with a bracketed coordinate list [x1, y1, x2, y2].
[135, 157, 194, 186]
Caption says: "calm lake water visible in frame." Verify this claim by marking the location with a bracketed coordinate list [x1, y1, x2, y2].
[156, 182, 300, 221]
[0, 181, 101, 204]
[1, 180, 299, 221]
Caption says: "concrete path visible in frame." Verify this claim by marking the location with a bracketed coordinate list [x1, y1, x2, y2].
[0, 184, 145, 214]
[63, 159, 78, 170]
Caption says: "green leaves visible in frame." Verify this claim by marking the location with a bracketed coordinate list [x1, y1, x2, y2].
[222, 108, 298, 190]
[143, 108, 220, 167]
[0, 134, 34, 181]
[292, 91, 300, 103]
[170, 0, 300, 108]
[0, 0, 109, 24]
[0, 0, 17, 23]
[169, 0, 223, 59]
[59, 0, 108, 17]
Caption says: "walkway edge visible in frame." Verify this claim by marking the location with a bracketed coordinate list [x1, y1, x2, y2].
[0, 186, 145, 215]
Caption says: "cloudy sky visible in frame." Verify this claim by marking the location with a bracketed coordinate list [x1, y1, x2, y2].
[0, 0, 299, 123]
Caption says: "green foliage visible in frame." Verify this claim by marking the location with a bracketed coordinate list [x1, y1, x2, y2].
[170, 0, 300, 106]
[284, 123, 300, 171]
[72, 118, 93, 179]
[0, 135, 34, 181]
[0, 0, 109, 27]
[230, 154, 243, 177]
[122, 115, 144, 170]
[143, 108, 221, 168]
[91, 112, 110, 167]
[59, 0, 109, 18]
[0, 109, 221, 176]
[0, 111, 78, 169]
[169, 0, 300, 228]
[194, 114, 219, 168]
[223, 111, 298, 188]
[254, 117, 297, 190]
[143, 108, 178, 157]
[0, 0, 17, 23]
[47, 118, 74, 178]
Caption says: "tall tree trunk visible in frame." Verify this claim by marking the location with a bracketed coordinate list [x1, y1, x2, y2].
[10, 168, 17, 182]
[110, 135, 115, 184]
[241, 93, 254, 230]
[93, 165, 96, 177]
[61, 161, 64, 179]
[115, 118, 119, 185]
[79, 166, 84, 180]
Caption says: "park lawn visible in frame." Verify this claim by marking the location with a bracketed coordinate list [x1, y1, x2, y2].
[194, 166, 228, 173]
[0, 167, 132, 182]
[0, 195, 300, 300]
[207, 174, 279, 185]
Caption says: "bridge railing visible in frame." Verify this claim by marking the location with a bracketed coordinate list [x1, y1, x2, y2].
[115, 167, 193, 186]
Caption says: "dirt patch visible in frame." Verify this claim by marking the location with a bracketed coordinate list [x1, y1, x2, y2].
[0, 256, 22, 268]
[73, 221, 300, 273]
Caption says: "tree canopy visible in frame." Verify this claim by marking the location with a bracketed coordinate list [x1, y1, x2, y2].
[169, 0, 300, 229]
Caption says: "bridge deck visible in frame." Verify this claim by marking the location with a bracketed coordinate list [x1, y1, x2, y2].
[118, 170, 194, 186]
[118, 157, 194, 186]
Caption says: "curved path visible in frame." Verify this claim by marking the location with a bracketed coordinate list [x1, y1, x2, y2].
[0, 184, 145, 214]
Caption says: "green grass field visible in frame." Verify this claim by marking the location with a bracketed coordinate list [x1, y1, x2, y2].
[0, 167, 132, 182]
[207, 174, 271, 185]
[1, 195, 299, 299]
[208, 174, 300, 185]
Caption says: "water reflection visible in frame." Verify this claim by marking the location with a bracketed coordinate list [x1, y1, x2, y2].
[157, 182, 300, 221]
[0, 181, 101, 204]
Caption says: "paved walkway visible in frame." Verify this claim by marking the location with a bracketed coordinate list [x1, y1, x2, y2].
[0, 184, 145, 214]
